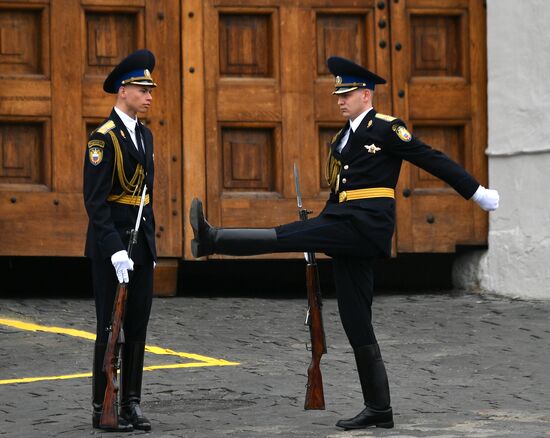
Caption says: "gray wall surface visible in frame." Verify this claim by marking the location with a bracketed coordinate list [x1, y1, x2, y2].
[454, 0, 550, 299]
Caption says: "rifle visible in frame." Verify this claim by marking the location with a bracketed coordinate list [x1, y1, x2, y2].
[100, 184, 148, 429]
[293, 163, 327, 410]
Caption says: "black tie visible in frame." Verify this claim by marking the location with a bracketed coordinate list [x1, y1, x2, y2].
[134, 123, 146, 158]
[341, 127, 354, 154]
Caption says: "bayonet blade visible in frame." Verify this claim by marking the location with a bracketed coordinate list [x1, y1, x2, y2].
[294, 162, 302, 209]
[134, 184, 147, 233]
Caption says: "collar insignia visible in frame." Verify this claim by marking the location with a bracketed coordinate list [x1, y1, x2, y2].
[120, 130, 126, 139]
[365, 144, 381, 154]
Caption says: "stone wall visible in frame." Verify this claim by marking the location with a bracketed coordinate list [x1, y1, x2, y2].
[453, 0, 550, 299]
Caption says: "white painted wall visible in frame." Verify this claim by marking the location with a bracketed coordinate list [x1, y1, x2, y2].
[453, 0, 550, 299]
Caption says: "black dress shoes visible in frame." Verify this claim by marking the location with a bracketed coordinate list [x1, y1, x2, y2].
[92, 411, 134, 432]
[336, 406, 394, 430]
[121, 402, 151, 431]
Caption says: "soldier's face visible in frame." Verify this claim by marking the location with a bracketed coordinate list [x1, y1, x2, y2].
[120, 85, 154, 115]
[337, 89, 371, 120]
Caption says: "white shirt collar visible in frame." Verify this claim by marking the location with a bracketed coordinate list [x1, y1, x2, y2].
[349, 107, 373, 132]
[114, 106, 138, 132]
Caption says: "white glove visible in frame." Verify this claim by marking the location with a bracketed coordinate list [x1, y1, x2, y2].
[111, 250, 134, 283]
[471, 185, 499, 211]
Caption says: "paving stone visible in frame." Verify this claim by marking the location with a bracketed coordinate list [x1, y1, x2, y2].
[0, 292, 549, 437]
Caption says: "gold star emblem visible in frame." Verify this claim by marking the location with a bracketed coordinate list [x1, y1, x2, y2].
[365, 144, 381, 154]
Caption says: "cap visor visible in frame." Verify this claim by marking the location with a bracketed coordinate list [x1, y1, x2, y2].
[332, 86, 359, 95]
[125, 80, 157, 87]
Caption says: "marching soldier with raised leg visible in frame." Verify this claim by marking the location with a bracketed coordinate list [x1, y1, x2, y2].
[190, 56, 500, 430]
[83, 50, 158, 432]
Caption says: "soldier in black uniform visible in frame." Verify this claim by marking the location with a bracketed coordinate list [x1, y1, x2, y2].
[189, 56, 499, 430]
[83, 49, 158, 432]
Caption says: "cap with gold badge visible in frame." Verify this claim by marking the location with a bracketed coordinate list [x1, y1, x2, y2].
[327, 56, 386, 95]
[103, 49, 157, 94]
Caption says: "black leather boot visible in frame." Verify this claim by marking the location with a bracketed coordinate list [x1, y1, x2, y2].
[120, 342, 151, 431]
[92, 343, 133, 432]
[336, 344, 394, 430]
[190, 197, 277, 257]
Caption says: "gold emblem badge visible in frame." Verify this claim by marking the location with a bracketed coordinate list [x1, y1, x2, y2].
[144, 69, 151, 78]
[365, 144, 381, 154]
[89, 147, 103, 166]
[394, 125, 412, 142]
[335, 76, 342, 85]
[367, 120, 373, 129]
[120, 130, 126, 139]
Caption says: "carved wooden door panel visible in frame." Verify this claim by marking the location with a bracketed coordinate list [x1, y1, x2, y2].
[199, 0, 391, 258]
[390, 0, 488, 252]
[0, 1, 181, 258]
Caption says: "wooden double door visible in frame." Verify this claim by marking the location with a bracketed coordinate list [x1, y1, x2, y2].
[0, 0, 486, 260]
[0, 0, 181, 258]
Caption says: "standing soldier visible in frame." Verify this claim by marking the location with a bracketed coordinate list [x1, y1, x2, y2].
[189, 56, 499, 430]
[83, 49, 157, 432]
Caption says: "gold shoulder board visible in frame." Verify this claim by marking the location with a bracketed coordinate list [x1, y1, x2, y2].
[96, 120, 116, 135]
[375, 113, 396, 122]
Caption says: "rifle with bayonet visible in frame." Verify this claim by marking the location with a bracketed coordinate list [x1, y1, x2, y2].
[293, 163, 327, 410]
[100, 184, 148, 429]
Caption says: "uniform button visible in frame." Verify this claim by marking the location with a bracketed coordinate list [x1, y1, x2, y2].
[343, 165, 349, 170]
[342, 178, 347, 184]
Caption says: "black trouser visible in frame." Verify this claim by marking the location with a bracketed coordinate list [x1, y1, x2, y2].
[231, 216, 381, 348]
[332, 257, 377, 348]
[90, 253, 153, 412]
[91, 253, 154, 344]
[274, 215, 381, 259]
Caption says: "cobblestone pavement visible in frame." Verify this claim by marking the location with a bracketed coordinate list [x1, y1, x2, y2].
[1, 292, 549, 438]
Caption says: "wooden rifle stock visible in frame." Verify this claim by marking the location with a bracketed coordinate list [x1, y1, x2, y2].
[100, 282, 128, 429]
[99, 185, 147, 429]
[293, 162, 327, 410]
[304, 258, 327, 410]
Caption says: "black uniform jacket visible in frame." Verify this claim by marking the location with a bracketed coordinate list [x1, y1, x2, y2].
[321, 109, 480, 257]
[83, 109, 156, 264]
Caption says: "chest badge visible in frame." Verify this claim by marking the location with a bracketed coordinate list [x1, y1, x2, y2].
[365, 144, 381, 154]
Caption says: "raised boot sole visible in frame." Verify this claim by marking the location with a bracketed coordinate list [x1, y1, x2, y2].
[190, 199, 213, 258]
[189, 198, 202, 241]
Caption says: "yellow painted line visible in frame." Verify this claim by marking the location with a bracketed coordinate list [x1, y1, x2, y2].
[144, 345, 237, 365]
[0, 372, 93, 385]
[0, 318, 239, 385]
[0, 318, 96, 340]
[0, 360, 240, 385]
